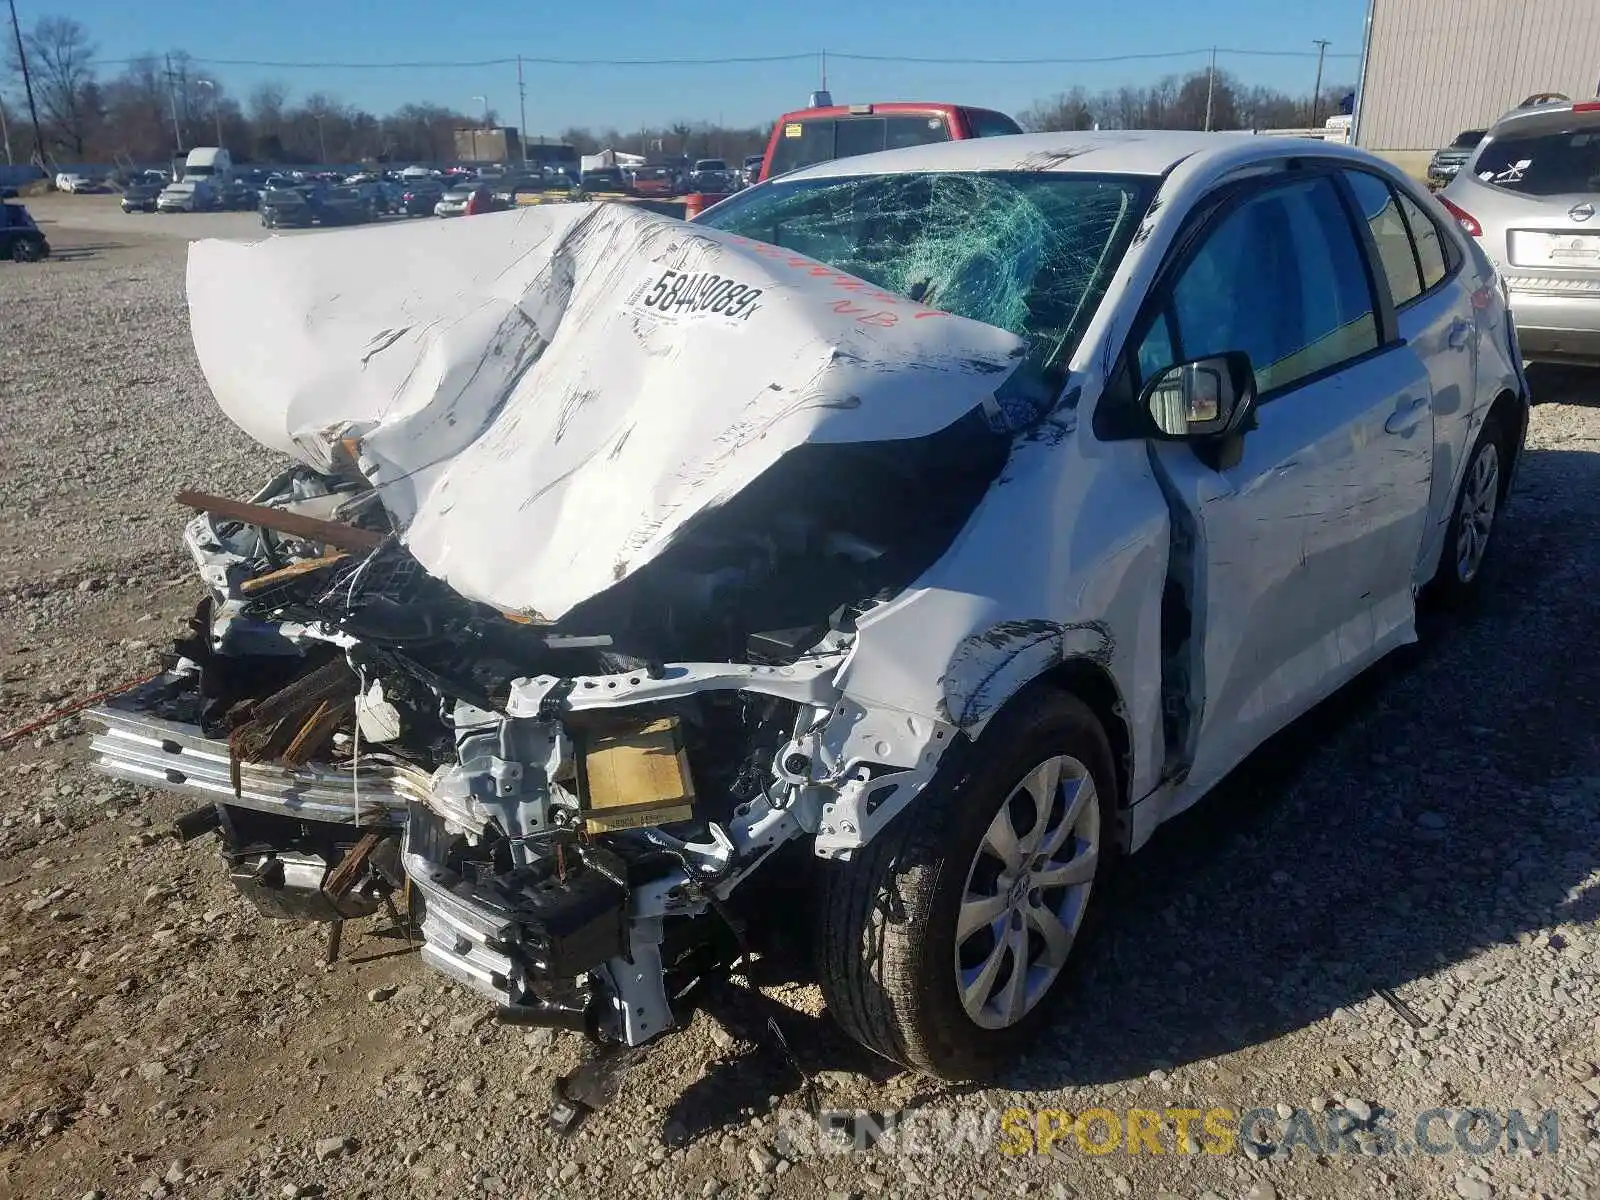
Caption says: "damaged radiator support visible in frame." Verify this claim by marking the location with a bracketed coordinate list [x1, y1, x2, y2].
[85, 463, 958, 1063]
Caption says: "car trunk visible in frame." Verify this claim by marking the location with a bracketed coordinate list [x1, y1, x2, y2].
[1472, 112, 1600, 292]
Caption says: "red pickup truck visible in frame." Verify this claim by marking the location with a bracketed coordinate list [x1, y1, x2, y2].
[755, 101, 1023, 183]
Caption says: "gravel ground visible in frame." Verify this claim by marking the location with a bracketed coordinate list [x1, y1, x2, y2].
[0, 219, 1598, 1200]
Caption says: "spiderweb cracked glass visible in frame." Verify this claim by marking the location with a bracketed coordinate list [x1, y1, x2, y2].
[704, 171, 1145, 380]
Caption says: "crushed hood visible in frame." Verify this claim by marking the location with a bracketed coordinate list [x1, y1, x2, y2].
[187, 202, 1028, 621]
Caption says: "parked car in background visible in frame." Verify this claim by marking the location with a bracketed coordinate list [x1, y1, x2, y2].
[0, 191, 49, 261]
[1427, 129, 1486, 187]
[218, 180, 261, 212]
[688, 158, 735, 192]
[399, 178, 445, 216]
[157, 179, 217, 213]
[434, 181, 478, 217]
[54, 172, 90, 194]
[578, 166, 629, 194]
[741, 153, 766, 185]
[121, 174, 166, 213]
[758, 102, 1023, 183]
[490, 175, 543, 206]
[628, 166, 676, 197]
[344, 179, 388, 219]
[1439, 96, 1600, 365]
[259, 185, 318, 229]
[319, 186, 374, 225]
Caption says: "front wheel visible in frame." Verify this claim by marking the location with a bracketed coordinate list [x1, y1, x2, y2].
[815, 689, 1116, 1080]
[1429, 416, 1505, 606]
[11, 238, 42, 262]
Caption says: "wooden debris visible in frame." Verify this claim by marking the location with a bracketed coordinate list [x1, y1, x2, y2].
[281, 698, 355, 766]
[240, 554, 350, 595]
[176, 489, 387, 552]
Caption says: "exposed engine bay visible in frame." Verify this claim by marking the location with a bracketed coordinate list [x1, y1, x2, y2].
[90, 435, 993, 1063]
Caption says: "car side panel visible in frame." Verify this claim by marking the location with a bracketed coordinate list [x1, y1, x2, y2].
[1411, 223, 1528, 583]
[836, 429, 1172, 807]
[1148, 346, 1434, 799]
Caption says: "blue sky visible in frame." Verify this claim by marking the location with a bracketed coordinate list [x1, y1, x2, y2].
[49, 0, 1367, 132]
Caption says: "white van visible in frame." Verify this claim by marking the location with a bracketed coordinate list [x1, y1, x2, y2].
[183, 147, 233, 185]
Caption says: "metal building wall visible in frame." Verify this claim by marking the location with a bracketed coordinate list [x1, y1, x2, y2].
[1356, 0, 1600, 151]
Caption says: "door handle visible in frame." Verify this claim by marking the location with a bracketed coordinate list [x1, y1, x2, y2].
[1384, 394, 1429, 436]
[1447, 318, 1472, 351]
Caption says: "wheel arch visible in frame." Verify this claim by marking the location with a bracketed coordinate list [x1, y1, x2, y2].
[1485, 387, 1527, 500]
[937, 620, 1134, 817]
[988, 656, 1133, 821]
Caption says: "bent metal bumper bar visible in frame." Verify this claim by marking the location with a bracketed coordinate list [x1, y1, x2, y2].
[85, 679, 432, 827]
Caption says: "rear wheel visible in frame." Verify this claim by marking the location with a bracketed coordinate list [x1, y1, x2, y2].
[815, 689, 1116, 1080]
[1429, 416, 1505, 605]
[11, 238, 42, 262]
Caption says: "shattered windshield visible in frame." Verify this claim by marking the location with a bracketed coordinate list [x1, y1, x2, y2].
[698, 171, 1152, 381]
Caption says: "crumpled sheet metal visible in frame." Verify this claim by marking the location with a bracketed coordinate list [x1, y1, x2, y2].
[186, 202, 1026, 622]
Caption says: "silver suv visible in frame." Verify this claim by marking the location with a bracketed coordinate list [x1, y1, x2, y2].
[1439, 98, 1600, 365]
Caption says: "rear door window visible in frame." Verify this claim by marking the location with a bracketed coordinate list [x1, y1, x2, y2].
[1473, 124, 1600, 195]
[1397, 193, 1449, 289]
[1344, 170, 1424, 306]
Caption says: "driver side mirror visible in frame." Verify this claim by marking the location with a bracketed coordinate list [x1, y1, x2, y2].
[1141, 351, 1257, 440]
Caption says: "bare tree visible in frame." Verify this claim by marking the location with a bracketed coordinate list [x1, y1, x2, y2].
[559, 125, 599, 156]
[98, 55, 171, 160]
[1172, 69, 1240, 130]
[247, 82, 286, 131]
[1019, 87, 1097, 132]
[6, 16, 97, 157]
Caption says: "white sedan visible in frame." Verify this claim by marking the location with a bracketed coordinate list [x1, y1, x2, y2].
[103, 130, 1527, 1086]
[693, 130, 1529, 1073]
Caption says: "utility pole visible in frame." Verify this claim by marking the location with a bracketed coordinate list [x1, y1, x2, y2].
[7, 0, 43, 167]
[516, 55, 528, 166]
[1311, 39, 1331, 127]
[164, 53, 185, 154]
[1204, 47, 1217, 131]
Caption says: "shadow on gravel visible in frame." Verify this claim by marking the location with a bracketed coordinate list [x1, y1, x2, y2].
[646, 442, 1600, 1135]
[47, 241, 127, 262]
[1526, 362, 1600, 406]
[1004, 443, 1600, 1090]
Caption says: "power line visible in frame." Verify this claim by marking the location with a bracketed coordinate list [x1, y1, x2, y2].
[86, 53, 813, 69]
[83, 45, 1360, 71]
[834, 47, 1360, 64]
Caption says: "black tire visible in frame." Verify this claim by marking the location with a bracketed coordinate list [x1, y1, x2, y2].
[11, 238, 42, 263]
[1428, 415, 1506, 607]
[815, 687, 1117, 1080]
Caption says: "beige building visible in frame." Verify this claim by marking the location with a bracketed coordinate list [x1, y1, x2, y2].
[1354, 0, 1600, 155]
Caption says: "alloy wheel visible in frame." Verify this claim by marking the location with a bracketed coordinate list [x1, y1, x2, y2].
[1455, 441, 1501, 584]
[955, 754, 1101, 1030]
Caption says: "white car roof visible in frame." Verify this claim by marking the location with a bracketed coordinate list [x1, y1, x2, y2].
[778, 129, 1327, 182]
